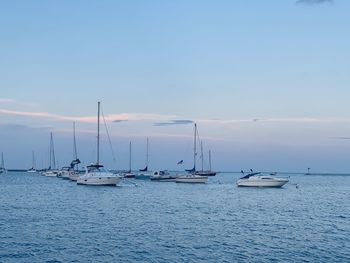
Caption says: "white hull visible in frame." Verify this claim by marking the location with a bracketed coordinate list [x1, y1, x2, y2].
[77, 172, 121, 186]
[58, 170, 70, 179]
[69, 172, 80, 181]
[237, 177, 288, 187]
[175, 175, 208, 184]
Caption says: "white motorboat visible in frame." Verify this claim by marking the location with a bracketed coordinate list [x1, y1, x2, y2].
[150, 170, 177, 182]
[175, 174, 208, 184]
[57, 167, 71, 179]
[77, 101, 120, 186]
[77, 164, 121, 186]
[237, 172, 289, 187]
[42, 170, 58, 177]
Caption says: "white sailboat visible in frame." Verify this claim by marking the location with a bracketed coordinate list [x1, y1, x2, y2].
[175, 123, 208, 184]
[27, 151, 37, 173]
[77, 102, 121, 186]
[42, 133, 58, 177]
[0, 152, 7, 174]
[69, 122, 81, 181]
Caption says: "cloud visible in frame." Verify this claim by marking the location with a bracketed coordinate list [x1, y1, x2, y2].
[0, 108, 176, 123]
[330, 137, 350, 140]
[0, 98, 38, 107]
[112, 120, 128, 123]
[154, 120, 194, 126]
[296, 0, 333, 4]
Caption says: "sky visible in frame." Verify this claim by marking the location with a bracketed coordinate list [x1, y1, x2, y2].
[0, 0, 350, 172]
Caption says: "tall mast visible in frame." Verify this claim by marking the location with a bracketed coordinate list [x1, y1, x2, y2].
[32, 151, 36, 169]
[200, 141, 204, 172]
[129, 141, 132, 172]
[49, 133, 52, 169]
[73, 122, 78, 160]
[209, 150, 212, 171]
[193, 123, 197, 171]
[97, 101, 100, 165]
[51, 133, 56, 169]
[1, 152, 4, 169]
[146, 137, 149, 169]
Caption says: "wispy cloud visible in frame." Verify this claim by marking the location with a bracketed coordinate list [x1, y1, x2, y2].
[296, 0, 333, 5]
[0, 108, 176, 123]
[154, 120, 193, 126]
[0, 98, 38, 107]
[330, 137, 350, 140]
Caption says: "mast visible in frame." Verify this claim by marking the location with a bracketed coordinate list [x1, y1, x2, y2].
[193, 123, 197, 171]
[49, 133, 52, 169]
[51, 133, 56, 169]
[1, 152, 4, 169]
[32, 151, 36, 169]
[146, 137, 149, 170]
[97, 101, 100, 165]
[200, 140, 204, 172]
[209, 150, 212, 171]
[73, 122, 78, 160]
[129, 141, 132, 172]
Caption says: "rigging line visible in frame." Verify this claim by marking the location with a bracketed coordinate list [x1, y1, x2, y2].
[100, 105, 118, 167]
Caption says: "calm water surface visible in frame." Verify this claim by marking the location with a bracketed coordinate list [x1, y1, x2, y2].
[0, 172, 349, 262]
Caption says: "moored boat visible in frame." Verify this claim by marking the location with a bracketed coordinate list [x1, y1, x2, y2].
[237, 172, 289, 187]
[150, 170, 177, 182]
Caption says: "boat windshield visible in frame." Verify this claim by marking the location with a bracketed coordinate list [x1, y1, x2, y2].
[87, 164, 106, 173]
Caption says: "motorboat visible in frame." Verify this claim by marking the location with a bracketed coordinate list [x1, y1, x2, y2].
[236, 172, 289, 187]
[77, 164, 121, 186]
[175, 174, 208, 184]
[57, 167, 71, 179]
[150, 170, 177, 182]
[77, 102, 120, 186]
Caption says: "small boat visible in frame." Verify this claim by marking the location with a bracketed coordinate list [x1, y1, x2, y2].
[42, 133, 58, 177]
[57, 167, 71, 179]
[0, 152, 7, 174]
[195, 148, 216, 176]
[175, 174, 208, 184]
[77, 102, 120, 186]
[27, 151, 37, 173]
[136, 138, 151, 180]
[150, 170, 178, 182]
[176, 123, 208, 184]
[236, 172, 289, 187]
[121, 141, 135, 178]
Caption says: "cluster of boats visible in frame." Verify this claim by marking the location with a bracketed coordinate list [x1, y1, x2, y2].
[2, 102, 289, 188]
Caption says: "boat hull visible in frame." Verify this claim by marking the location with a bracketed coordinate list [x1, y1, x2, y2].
[175, 176, 208, 184]
[77, 174, 121, 186]
[69, 172, 80, 181]
[42, 171, 58, 177]
[135, 174, 151, 180]
[151, 177, 177, 182]
[195, 171, 216, 176]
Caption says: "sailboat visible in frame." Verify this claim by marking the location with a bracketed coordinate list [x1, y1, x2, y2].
[0, 152, 6, 174]
[135, 138, 152, 180]
[68, 122, 81, 181]
[175, 123, 208, 183]
[42, 133, 59, 177]
[195, 147, 217, 176]
[121, 141, 135, 178]
[27, 151, 37, 173]
[77, 102, 121, 186]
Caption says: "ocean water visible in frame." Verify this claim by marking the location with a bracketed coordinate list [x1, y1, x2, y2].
[0, 172, 349, 262]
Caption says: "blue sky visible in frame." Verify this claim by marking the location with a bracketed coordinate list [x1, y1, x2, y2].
[0, 0, 350, 172]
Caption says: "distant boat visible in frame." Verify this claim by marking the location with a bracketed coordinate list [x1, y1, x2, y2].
[236, 171, 289, 187]
[150, 170, 177, 182]
[121, 141, 135, 178]
[27, 151, 37, 173]
[0, 152, 7, 174]
[195, 145, 216, 177]
[42, 133, 59, 177]
[176, 123, 208, 184]
[77, 102, 121, 186]
[136, 138, 151, 180]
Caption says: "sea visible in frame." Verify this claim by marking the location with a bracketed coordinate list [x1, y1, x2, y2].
[0, 172, 349, 262]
